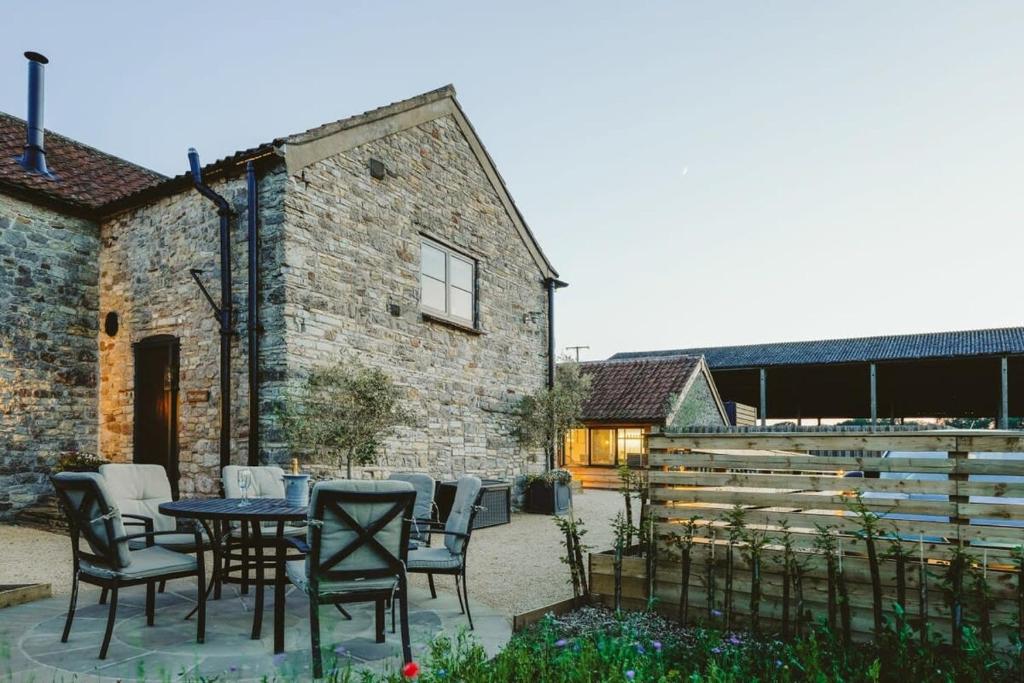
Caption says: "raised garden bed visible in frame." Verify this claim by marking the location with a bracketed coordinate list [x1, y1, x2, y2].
[0, 583, 52, 609]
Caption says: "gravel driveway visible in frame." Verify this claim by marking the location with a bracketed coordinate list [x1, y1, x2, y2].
[0, 488, 624, 618]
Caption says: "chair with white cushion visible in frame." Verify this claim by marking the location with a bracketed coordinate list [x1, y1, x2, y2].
[98, 463, 207, 601]
[221, 465, 305, 594]
[277, 479, 417, 678]
[387, 472, 436, 546]
[405, 475, 484, 629]
[51, 472, 206, 659]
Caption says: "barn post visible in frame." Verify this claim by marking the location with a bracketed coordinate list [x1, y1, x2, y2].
[869, 363, 877, 429]
[1000, 356, 1009, 429]
[759, 368, 767, 426]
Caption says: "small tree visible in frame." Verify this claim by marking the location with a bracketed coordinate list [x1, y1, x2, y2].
[277, 362, 409, 479]
[513, 362, 591, 469]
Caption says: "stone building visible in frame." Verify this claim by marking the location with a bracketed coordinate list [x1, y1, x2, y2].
[564, 355, 727, 489]
[1, 53, 561, 517]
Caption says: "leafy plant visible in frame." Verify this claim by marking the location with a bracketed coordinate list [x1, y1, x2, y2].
[276, 362, 409, 479]
[814, 524, 840, 632]
[672, 515, 701, 626]
[525, 468, 573, 487]
[553, 515, 590, 599]
[848, 490, 885, 638]
[512, 362, 592, 467]
[52, 451, 108, 473]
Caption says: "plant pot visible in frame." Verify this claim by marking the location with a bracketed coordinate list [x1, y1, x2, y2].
[283, 473, 311, 507]
[524, 480, 572, 515]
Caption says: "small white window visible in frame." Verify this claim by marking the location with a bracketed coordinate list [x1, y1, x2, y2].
[420, 239, 476, 325]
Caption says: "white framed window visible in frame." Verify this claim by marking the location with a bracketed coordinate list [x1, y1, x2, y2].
[420, 238, 476, 325]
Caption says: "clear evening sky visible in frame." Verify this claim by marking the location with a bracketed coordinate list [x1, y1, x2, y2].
[2, 2, 1021, 361]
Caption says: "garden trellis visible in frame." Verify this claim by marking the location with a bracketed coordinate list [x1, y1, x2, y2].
[646, 430, 1024, 648]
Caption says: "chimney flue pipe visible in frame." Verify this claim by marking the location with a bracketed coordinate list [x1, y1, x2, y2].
[20, 51, 52, 177]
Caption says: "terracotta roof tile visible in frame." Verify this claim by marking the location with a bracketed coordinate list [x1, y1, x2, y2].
[0, 112, 164, 213]
[577, 356, 702, 423]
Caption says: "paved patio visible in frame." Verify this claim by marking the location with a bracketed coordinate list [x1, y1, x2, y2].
[0, 577, 509, 682]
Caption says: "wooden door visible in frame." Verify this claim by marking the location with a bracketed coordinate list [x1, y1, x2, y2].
[133, 335, 180, 497]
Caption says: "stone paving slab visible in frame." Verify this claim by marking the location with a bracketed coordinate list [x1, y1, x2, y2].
[0, 578, 509, 682]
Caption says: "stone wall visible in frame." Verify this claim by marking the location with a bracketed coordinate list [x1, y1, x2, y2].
[98, 167, 288, 495]
[0, 194, 99, 517]
[276, 112, 549, 481]
[669, 372, 727, 429]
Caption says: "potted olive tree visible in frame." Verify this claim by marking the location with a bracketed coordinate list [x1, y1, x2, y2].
[276, 362, 409, 505]
[513, 362, 591, 515]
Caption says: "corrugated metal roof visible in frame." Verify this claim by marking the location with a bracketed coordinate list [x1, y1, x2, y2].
[610, 326, 1024, 369]
[577, 355, 702, 423]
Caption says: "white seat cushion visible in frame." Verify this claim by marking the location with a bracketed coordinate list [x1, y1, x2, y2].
[99, 464, 177, 532]
[82, 545, 197, 580]
[285, 559, 398, 596]
[407, 546, 462, 571]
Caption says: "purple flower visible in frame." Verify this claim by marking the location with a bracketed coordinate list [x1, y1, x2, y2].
[711, 646, 722, 654]
[272, 653, 287, 667]
[711, 609, 723, 618]
[555, 638, 568, 648]
[652, 640, 662, 652]
[775, 659, 783, 667]
[728, 635, 742, 645]
[635, 643, 645, 654]
[626, 671, 636, 680]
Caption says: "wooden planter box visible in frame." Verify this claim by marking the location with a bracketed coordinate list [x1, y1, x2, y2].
[588, 548, 649, 612]
[0, 583, 51, 609]
[523, 480, 572, 515]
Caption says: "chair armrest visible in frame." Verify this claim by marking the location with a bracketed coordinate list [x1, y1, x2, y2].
[115, 529, 203, 548]
[428, 529, 470, 540]
[120, 514, 155, 532]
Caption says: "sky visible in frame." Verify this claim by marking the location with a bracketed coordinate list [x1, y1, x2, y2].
[2, 2, 1023, 361]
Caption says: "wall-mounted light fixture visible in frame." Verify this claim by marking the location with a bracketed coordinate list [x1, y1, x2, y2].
[104, 311, 119, 337]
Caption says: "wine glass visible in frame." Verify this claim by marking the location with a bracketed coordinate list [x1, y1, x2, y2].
[238, 468, 253, 507]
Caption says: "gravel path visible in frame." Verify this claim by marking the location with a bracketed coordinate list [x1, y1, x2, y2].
[0, 488, 624, 618]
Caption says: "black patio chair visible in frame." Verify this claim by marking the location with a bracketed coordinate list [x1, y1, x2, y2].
[51, 472, 206, 660]
[277, 480, 416, 678]
[405, 475, 484, 629]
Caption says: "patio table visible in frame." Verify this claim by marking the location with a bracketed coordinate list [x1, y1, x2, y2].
[159, 497, 307, 653]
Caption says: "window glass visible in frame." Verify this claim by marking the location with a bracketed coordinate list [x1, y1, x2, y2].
[450, 256, 474, 292]
[618, 429, 645, 457]
[420, 238, 476, 325]
[590, 429, 616, 465]
[421, 242, 446, 281]
[564, 428, 589, 466]
[449, 288, 473, 321]
[421, 274, 446, 312]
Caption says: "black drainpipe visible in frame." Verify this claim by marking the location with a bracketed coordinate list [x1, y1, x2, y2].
[246, 161, 260, 466]
[188, 149, 234, 473]
[545, 277, 568, 470]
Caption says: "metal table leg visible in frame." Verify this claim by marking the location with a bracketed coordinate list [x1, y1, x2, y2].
[273, 520, 286, 653]
[251, 520, 265, 640]
[186, 518, 223, 620]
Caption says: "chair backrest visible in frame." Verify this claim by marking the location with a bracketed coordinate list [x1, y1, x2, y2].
[99, 463, 177, 532]
[444, 475, 483, 556]
[51, 472, 131, 569]
[306, 480, 416, 590]
[223, 465, 286, 499]
[388, 472, 435, 541]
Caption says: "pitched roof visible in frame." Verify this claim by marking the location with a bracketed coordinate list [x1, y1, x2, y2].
[0, 112, 164, 214]
[98, 85, 559, 278]
[609, 326, 1024, 370]
[577, 356, 703, 423]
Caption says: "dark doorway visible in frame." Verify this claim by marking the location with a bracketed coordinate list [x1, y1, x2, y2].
[133, 335, 180, 498]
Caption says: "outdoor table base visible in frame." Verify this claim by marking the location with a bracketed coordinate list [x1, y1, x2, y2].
[159, 498, 307, 652]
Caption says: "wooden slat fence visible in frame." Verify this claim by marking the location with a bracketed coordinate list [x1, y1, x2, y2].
[648, 430, 1024, 648]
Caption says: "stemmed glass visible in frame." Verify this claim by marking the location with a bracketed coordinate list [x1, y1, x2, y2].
[238, 468, 253, 507]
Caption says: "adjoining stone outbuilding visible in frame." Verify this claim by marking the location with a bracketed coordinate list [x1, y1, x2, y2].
[563, 355, 727, 489]
[1, 55, 561, 518]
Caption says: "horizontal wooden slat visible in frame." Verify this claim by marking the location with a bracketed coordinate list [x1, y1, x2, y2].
[649, 430, 1024, 453]
[651, 487, 958, 516]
